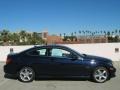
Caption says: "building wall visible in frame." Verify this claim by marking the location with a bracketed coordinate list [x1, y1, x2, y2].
[46, 36, 63, 44]
[41, 32, 108, 44]
[63, 43, 120, 61]
[61, 36, 108, 44]
[0, 43, 120, 61]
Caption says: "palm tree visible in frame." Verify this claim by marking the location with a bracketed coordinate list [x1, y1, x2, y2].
[92, 32, 94, 36]
[89, 31, 92, 36]
[32, 32, 38, 44]
[59, 33, 62, 37]
[112, 31, 114, 36]
[74, 32, 76, 37]
[104, 31, 106, 36]
[100, 31, 102, 35]
[115, 29, 118, 35]
[95, 31, 97, 36]
[1, 29, 10, 43]
[87, 30, 90, 36]
[79, 30, 81, 34]
[107, 31, 110, 37]
[0, 31, 2, 41]
[97, 31, 100, 35]
[19, 30, 26, 43]
[10, 33, 20, 45]
[79, 30, 81, 36]
[71, 32, 73, 36]
[31, 32, 44, 45]
[63, 33, 66, 38]
[93, 32, 96, 36]
[26, 33, 32, 45]
[71, 32, 74, 41]
[82, 31, 85, 36]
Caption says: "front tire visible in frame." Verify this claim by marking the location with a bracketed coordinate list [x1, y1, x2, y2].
[92, 67, 109, 83]
[18, 67, 35, 82]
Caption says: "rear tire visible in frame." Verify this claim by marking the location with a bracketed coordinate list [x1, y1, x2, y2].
[92, 67, 109, 83]
[18, 67, 35, 82]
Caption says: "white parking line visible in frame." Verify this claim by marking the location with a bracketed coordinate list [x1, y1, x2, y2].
[0, 79, 9, 86]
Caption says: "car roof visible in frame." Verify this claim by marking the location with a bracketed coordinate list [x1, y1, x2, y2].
[34, 44, 67, 48]
[19, 44, 69, 54]
[19, 44, 84, 57]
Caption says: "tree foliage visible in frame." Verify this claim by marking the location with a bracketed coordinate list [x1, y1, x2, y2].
[0, 30, 45, 45]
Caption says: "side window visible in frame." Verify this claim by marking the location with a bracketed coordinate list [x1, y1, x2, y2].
[51, 49, 63, 56]
[38, 49, 46, 55]
[51, 48, 72, 58]
[28, 49, 47, 56]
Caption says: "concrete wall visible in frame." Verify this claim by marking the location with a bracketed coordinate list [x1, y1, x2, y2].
[0, 43, 120, 62]
[64, 43, 120, 61]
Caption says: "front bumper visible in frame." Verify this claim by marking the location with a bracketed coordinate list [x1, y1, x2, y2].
[109, 66, 116, 78]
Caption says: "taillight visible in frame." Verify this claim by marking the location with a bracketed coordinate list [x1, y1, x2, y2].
[6, 57, 12, 64]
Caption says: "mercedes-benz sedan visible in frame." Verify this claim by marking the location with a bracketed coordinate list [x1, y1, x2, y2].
[4, 45, 116, 83]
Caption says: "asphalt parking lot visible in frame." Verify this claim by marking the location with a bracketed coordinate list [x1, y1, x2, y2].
[0, 62, 120, 90]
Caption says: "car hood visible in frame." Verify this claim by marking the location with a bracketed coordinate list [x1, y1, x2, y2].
[83, 54, 112, 62]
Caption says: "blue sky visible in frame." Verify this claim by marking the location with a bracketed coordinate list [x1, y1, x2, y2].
[0, 0, 120, 35]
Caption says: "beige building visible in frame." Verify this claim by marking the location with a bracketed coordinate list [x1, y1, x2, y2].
[42, 31, 63, 44]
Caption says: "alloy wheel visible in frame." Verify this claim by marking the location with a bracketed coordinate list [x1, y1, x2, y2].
[19, 67, 35, 82]
[93, 67, 109, 83]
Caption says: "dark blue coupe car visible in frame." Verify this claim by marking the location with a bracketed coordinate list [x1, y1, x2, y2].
[4, 45, 116, 83]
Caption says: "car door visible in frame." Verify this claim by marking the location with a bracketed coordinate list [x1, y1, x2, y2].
[49, 47, 88, 76]
[26, 47, 56, 76]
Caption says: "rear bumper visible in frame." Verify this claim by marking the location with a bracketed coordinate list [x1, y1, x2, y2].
[4, 73, 18, 79]
[4, 64, 18, 75]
